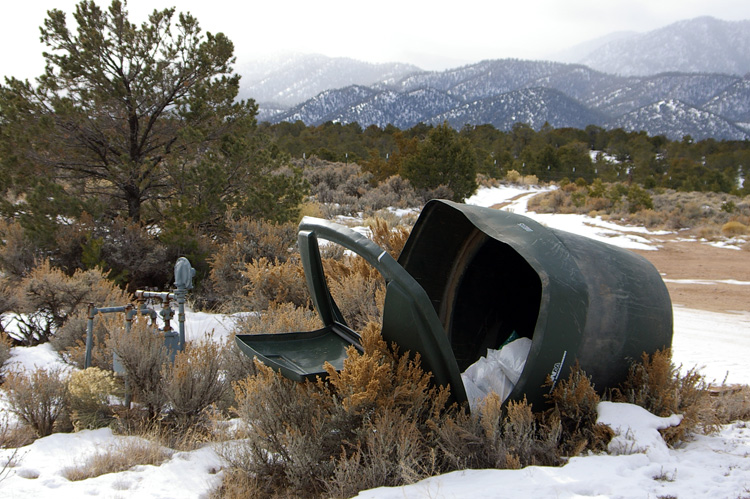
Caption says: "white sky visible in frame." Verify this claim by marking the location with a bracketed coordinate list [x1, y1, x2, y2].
[1, 0, 750, 81]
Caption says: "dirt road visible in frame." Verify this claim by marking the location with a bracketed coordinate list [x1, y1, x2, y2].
[631, 235, 749, 314]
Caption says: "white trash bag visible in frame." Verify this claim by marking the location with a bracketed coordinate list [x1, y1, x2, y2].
[460, 337, 532, 411]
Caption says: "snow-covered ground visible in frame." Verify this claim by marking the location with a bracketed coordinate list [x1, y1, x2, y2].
[1, 184, 749, 498]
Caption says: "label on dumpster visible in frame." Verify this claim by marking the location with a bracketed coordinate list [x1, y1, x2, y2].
[517, 222, 534, 232]
[548, 350, 568, 392]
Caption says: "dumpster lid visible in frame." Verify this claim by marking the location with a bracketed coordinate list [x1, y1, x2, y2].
[235, 216, 468, 403]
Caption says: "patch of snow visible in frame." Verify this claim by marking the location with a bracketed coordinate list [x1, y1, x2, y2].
[2, 343, 70, 376]
[597, 401, 682, 462]
[663, 278, 750, 286]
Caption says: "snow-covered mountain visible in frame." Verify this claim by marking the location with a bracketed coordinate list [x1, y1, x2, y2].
[262, 59, 750, 140]
[242, 18, 750, 141]
[578, 17, 750, 77]
[236, 53, 420, 107]
[610, 99, 750, 141]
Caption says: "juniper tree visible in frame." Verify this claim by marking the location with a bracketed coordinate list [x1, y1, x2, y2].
[0, 0, 304, 229]
[401, 122, 478, 202]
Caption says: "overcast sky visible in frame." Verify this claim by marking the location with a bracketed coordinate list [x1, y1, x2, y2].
[2, 0, 750, 81]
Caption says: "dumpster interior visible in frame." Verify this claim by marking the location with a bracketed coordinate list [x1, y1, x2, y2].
[444, 233, 541, 371]
[400, 222, 542, 373]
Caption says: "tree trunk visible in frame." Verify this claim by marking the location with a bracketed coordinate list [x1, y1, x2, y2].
[125, 184, 142, 222]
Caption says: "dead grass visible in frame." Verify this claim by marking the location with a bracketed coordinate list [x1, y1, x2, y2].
[61, 437, 172, 481]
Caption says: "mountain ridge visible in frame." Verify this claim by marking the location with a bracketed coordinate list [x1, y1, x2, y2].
[244, 17, 750, 140]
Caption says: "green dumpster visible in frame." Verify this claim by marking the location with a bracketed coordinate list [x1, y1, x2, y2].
[236, 199, 673, 410]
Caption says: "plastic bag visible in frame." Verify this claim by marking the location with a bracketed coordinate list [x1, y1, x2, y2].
[460, 336, 532, 411]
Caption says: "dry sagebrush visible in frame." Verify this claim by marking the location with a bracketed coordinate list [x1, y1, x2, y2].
[106, 316, 171, 418]
[612, 349, 717, 445]
[0, 331, 11, 369]
[9, 260, 130, 346]
[161, 338, 229, 427]
[67, 367, 119, 430]
[2, 367, 71, 437]
[207, 218, 297, 311]
[218, 324, 619, 498]
[223, 322, 451, 497]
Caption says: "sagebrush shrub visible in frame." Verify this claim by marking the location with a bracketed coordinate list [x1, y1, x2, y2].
[222, 323, 593, 498]
[505, 170, 522, 183]
[225, 322, 452, 497]
[711, 385, 750, 423]
[231, 302, 321, 338]
[722, 220, 748, 237]
[54, 310, 113, 370]
[303, 160, 372, 214]
[2, 367, 71, 437]
[612, 349, 716, 445]
[359, 175, 420, 212]
[106, 316, 170, 417]
[227, 361, 331, 496]
[545, 363, 613, 455]
[0, 331, 11, 368]
[321, 248, 387, 330]
[0, 219, 36, 281]
[240, 257, 309, 311]
[207, 217, 297, 311]
[367, 217, 411, 259]
[68, 367, 118, 430]
[327, 271, 384, 331]
[162, 338, 228, 427]
[11, 260, 129, 346]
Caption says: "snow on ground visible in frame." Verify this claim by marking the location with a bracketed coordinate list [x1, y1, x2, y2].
[2, 184, 750, 498]
[467, 185, 670, 250]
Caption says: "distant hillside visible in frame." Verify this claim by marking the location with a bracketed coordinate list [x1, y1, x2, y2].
[236, 53, 420, 107]
[577, 17, 750, 76]
[243, 18, 750, 141]
[264, 58, 750, 141]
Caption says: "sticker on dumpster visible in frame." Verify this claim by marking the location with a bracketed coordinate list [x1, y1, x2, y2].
[517, 223, 533, 232]
[548, 350, 567, 392]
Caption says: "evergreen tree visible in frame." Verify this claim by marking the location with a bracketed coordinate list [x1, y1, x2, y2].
[401, 122, 478, 202]
[0, 1, 300, 226]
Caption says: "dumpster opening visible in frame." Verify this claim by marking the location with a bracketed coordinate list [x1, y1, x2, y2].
[441, 232, 541, 372]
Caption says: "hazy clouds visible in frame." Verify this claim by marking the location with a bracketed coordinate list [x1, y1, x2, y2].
[2, 0, 750, 81]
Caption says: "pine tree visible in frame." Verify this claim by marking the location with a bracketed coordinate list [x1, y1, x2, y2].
[401, 122, 478, 202]
[0, 1, 302, 226]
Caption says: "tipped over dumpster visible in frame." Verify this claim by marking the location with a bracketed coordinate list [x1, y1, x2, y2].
[236, 199, 673, 410]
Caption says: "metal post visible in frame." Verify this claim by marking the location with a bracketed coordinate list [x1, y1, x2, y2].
[125, 303, 134, 333]
[159, 296, 173, 333]
[85, 303, 96, 369]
